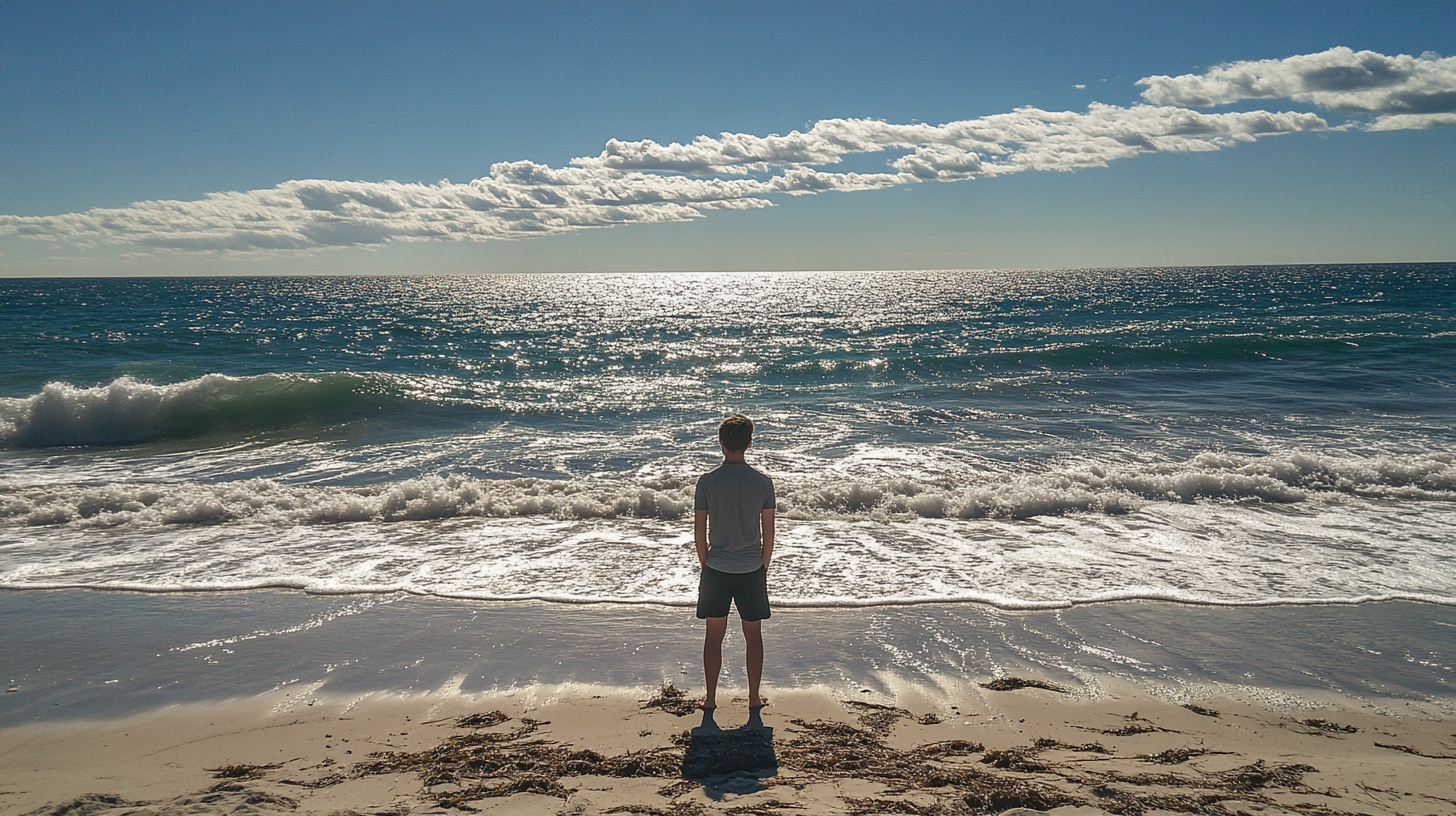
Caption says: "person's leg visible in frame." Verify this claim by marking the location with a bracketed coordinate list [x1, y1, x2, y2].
[742, 618, 764, 708]
[702, 616, 728, 709]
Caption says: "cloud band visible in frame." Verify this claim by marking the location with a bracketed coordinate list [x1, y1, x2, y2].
[2, 47, 1450, 256]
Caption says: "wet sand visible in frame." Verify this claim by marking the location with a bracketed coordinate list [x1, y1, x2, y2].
[2, 590, 1454, 814]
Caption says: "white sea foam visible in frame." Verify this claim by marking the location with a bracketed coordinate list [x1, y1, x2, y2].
[0, 373, 399, 448]
[3, 449, 1448, 530]
[4, 476, 1455, 610]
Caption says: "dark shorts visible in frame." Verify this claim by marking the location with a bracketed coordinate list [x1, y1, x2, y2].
[696, 565, 771, 621]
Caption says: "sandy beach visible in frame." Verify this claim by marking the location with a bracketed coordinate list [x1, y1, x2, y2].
[3, 591, 1455, 816]
[4, 675, 1455, 816]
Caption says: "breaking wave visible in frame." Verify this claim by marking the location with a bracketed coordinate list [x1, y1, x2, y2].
[0, 373, 443, 448]
[4, 450, 1451, 529]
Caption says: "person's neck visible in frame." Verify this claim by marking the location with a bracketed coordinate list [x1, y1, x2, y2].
[722, 449, 748, 464]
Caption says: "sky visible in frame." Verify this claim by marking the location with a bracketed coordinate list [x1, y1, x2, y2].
[1, 0, 1454, 277]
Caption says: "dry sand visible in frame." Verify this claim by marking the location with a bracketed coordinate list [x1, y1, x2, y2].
[2, 675, 1453, 816]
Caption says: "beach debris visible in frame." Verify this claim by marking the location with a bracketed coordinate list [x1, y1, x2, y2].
[283, 711, 683, 808]
[1375, 742, 1456, 759]
[721, 799, 805, 815]
[1033, 738, 1112, 754]
[204, 762, 282, 779]
[915, 713, 943, 725]
[655, 779, 699, 799]
[978, 676, 1067, 693]
[1180, 703, 1219, 718]
[27, 789, 302, 816]
[1213, 760, 1319, 792]
[455, 710, 511, 728]
[604, 803, 706, 816]
[1141, 747, 1216, 764]
[1085, 712, 1178, 736]
[260, 703, 1351, 816]
[841, 700, 914, 733]
[980, 747, 1054, 773]
[1292, 717, 1359, 734]
[643, 683, 701, 717]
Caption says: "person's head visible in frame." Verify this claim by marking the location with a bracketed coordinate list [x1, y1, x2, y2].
[718, 414, 753, 453]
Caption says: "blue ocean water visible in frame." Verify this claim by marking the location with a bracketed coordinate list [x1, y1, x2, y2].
[2, 265, 1454, 609]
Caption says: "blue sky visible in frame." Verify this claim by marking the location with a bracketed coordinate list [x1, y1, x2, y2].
[2, 0, 1453, 276]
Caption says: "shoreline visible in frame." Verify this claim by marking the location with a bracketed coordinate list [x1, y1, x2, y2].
[4, 590, 1453, 726]
[9, 584, 1456, 610]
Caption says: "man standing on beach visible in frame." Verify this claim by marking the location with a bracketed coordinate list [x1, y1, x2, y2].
[694, 414, 776, 710]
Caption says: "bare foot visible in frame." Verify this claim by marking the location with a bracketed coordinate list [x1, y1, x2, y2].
[749, 696, 769, 709]
[700, 697, 717, 710]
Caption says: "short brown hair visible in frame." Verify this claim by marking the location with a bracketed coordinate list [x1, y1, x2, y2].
[719, 414, 753, 452]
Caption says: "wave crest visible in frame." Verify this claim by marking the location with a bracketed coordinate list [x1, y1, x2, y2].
[3, 450, 1450, 530]
[0, 373, 405, 448]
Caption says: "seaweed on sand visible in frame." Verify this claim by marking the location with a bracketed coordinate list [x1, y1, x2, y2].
[1086, 712, 1178, 737]
[454, 711, 510, 729]
[779, 718, 1078, 815]
[1374, 742, 1456, 758]
[280, 712, 682, 810]
[776, 718, 984, 785]
[644, 684, 702, 717]
[978, 677, 1067, 693]
[271, 701, 1350, 816]
[205, 763, 282, 779]
[1180, 704, 1220, 718]
[841, 701, 944, 733]
[1142, 748, 1219, 764]
[1293, 718, 1359, 734]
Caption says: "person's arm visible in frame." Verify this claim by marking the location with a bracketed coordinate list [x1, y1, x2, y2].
[694, 510, 709, 568]
[761, 509, 774, 572]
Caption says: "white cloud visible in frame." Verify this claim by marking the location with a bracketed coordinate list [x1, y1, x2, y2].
[4, 47, 1445, 257]
[1138, 47, 1456, 120]
[1367, 112, 1456, 131]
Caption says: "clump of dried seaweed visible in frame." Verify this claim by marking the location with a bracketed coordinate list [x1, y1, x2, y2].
[278, 711, 682, 810]
[205, 763, 282, 779]
[778, 718, 1079, 815]
[606, 803, 706, 816]
[978, 676, 1067, 693]
[1212, 760, 1318, 792]
[1375, 742, 1456, 758]
[980, 747, 1053, 773]
[1294, 718, 1359, 734]
[1087, 712, 1178, 737]
[1181, 704, 1220, 718]
[777, 717, 984, 787]
[840, 700, 944, 733]
[1143, 747, 1215, 764]
[981, 740, 1109, 774]
[841, 701, 909, 734]
[643, 684, 701, 717]
[455, 711, 510, 728]
[1089, 760, 1335, 816]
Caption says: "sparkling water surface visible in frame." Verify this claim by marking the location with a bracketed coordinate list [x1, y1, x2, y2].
[2, 265, 1454, 608]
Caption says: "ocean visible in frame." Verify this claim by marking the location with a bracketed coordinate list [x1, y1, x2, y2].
[2, 265, 1455, 721]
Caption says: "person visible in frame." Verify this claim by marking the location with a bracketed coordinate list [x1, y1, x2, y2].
[694, 413, 776, 710]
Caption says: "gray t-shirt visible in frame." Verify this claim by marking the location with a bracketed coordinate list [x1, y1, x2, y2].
[694, 461, 776, 574]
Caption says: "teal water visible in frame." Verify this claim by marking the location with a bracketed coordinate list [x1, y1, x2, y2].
[1, 265, 1454, 608]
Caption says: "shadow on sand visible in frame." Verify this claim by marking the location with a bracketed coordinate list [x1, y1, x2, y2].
[681, 708, 778, 797]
